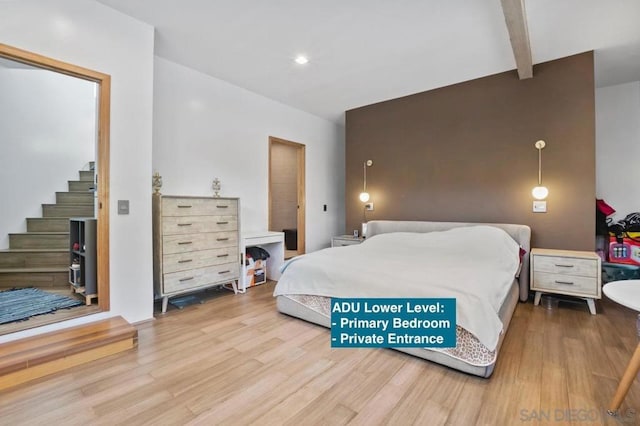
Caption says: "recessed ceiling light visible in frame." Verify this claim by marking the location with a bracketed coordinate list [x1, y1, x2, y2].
[294, 55, 309, 65]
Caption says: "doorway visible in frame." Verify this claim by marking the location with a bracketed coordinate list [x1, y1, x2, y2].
[269, 137, 305, 259]
[0, 43, 110, 336]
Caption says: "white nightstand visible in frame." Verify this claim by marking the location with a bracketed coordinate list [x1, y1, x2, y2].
[530, 248, 601, 315]
[331, 235, 365, 247]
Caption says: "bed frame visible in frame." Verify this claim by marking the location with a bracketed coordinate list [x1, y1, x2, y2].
[276, 220, 531, 377]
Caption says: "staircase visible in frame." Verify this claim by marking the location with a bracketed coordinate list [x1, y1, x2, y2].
[0, 163, 95, 290]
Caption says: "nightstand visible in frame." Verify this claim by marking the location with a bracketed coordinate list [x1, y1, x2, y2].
[530, 248, 601, 315]
[331, 235, 365, 247]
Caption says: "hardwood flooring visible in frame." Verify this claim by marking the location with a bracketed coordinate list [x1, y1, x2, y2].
[1, 282, 640, 425]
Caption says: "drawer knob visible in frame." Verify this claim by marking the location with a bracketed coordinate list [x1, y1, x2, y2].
[217, 254, 229, 258]
[217, 237, 229, 241]
[179, 276, 194, 282]
[177, 223, 193, 227]
[217, 221, 229, 225]
[217, 205, 229, 209]
[218, 270, 231, 274]
[555, 264, 574, 268]
[178, 259, 193, 263]
[178, 241, 193, 245]
[555, 280, 574, 285]
[177, 205, 192, 208]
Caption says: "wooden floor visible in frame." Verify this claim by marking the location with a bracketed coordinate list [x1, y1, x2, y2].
[1, 282, 640, 425]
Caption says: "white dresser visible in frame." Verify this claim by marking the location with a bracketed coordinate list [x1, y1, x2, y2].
[153, 195, 240, 313]
[530, 248, 601, 315]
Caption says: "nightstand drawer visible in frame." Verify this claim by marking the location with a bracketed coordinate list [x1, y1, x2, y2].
[532, 271, 598, 296]
[533, 255, 597, 277]
[333, 239, 361, 247]
[331, 235, 364, 247]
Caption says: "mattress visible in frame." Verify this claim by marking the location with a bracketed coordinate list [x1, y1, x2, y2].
[276, 279, 520, 378]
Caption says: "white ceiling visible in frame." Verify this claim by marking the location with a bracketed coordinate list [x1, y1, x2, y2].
[97, 0, 640, 123]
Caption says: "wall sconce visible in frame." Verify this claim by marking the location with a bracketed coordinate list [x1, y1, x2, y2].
[532, 140, 548, 200]
[359, 160, 373, 202]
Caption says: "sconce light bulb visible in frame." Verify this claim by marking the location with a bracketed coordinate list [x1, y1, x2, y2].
[532, 186, 549, 200]
[359, 192, 370, 202]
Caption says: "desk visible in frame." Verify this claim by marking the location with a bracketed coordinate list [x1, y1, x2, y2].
[241, 231, 284, 293]
[603, 280, 640, 415]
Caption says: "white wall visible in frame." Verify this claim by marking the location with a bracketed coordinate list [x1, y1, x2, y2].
[153, 57, 345, 253]
[0, 67, 95, 249]
[0, 0, 155, 342]
[596, 81, 640, 222]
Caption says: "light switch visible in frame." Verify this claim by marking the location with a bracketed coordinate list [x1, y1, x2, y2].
[118, 200, 130, 215]
[532, 201, 547, 213]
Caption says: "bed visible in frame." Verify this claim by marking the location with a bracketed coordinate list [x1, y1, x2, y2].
[273, 220, 531, 377]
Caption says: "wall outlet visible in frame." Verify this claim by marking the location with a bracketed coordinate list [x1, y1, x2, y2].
[118, 199, 130, 215]
[532, 200, 547, 213]
[365, 202, 374, 211]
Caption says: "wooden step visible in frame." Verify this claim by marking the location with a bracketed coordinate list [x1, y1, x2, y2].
[55, 192, 95, 205]
[9, 232, 69, 249]
[68, 180, 94, 192]
[0, 316, 137, 390]
[0, 269, 68, 289]
[27, 218, 70, 232]
[79, 170, 94, 182]
[42, 204, 94, 218]
[0, 249, 68, 268]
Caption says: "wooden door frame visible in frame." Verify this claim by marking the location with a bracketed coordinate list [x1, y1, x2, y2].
[0, 43, 110, 312]
[268, 137, 305, 254]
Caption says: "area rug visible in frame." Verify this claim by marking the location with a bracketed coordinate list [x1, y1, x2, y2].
[0, 288, 82, 325]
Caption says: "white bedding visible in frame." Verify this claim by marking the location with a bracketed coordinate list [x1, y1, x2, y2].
[273, 225, 521, 351]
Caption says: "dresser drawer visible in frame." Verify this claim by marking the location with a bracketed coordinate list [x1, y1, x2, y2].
[162, 197, 238, 216]
[162, 247, 239, 274]
[162, 215, 238, 235]
[532, 271, 598, 296]
[533, 255, 598, 277]
[162, 231, 238, 254]
[163, 263, 239, 294]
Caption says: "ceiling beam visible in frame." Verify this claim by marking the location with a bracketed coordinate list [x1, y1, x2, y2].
[500, 0, 533, 79]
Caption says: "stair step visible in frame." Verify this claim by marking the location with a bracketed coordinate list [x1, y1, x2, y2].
[68, 180, 94, 192]
[0, 270, 68, 289]
[79, 170, 94, 182]
[56, 192, 95, 205]
[0, 316, 137, 390]
[0, 249, 68, 268]
[9, 232, 69, 249]
[27, 218, 70, 232]
[42, 204, 94, 218]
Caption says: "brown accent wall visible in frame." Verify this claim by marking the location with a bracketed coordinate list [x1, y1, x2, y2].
[345, 52, 595, 250]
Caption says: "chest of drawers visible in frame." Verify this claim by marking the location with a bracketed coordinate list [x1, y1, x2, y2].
[153, 195, 240, 313]
[530, 248, 601, 315]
